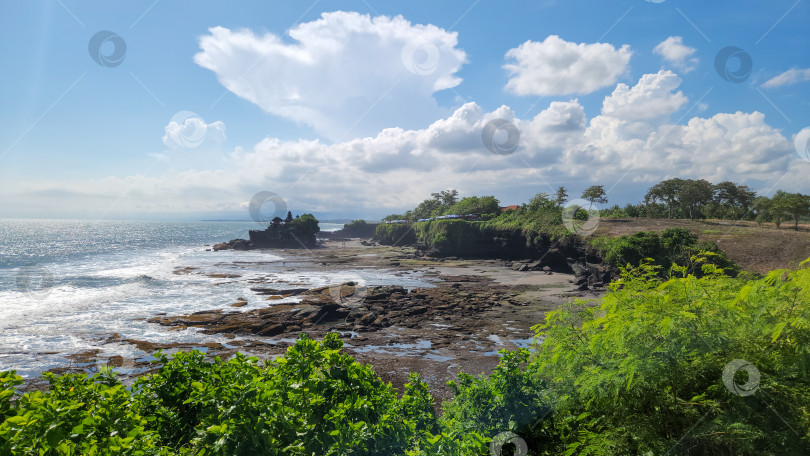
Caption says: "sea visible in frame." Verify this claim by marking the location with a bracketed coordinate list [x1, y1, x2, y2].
[0, 219, 430, 379]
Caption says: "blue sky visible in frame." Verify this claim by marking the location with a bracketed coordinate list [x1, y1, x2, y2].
[1, 0, 808, 221]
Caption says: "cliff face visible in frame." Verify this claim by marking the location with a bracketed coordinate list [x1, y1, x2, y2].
[375, 220, 590, 267]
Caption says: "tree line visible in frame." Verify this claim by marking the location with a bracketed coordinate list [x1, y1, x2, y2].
[619, 178, 809, 230]
[383, 178, 809, 231]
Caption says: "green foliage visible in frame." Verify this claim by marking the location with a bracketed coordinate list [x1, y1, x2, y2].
[287, 213, 320, 236]
[530, 259, 810, 454]
[772, 190, 810, 231]
[590, 228, 739, 277]
[375, 222, 416, 245]
[444, 196, 500, 219]
[0, 334, 437, 456]
[0, 370, 166, 455]
[345, 219, 367, 228]
[581, 185, 608, 206]
[438, 350, 555, 455]
[340, 220, 376, 237]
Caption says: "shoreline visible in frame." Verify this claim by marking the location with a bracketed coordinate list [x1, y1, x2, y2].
[31, 239, 601, 401]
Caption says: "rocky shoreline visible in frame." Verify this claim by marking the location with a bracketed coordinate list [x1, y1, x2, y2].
[39, 239, 606, 401]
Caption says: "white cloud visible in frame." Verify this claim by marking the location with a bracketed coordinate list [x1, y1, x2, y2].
[762, 68, 810, 88]
[193, 11, 467, 141]
[503, 35, 632, 96]
[162, 114, 226, 149]
[3, 73, 798, 219]
[601, 70, 688, 120]
[653, 36, 698, 73]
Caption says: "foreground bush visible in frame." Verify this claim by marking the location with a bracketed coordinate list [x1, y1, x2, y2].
[530, 258, 810, 454]
[0, 334, 437, 455]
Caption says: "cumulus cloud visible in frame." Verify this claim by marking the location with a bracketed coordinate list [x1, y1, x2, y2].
[193, 11, 467, 141]
[601, 70, 687, 120]
[762, 68, 810, 88]
[162, 113, 226, 149]
[4, 72, 798, 219]
[504, 35, 632, 96]
[653, 36, 698, 73]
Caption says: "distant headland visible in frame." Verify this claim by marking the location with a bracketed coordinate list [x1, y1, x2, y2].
[213, 211, 320, 250]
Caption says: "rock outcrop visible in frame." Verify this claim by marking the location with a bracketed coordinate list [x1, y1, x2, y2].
[149, 278, 522, 337]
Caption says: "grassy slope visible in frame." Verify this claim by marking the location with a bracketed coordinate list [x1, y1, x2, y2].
[595, 218, 810, 274]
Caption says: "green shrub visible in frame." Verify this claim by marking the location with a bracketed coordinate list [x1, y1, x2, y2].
[591, 228, 738, 276]
[0, 370, 165, 455]
[528, 258, 810, 454]
[1, 334, 438, 456]
[375, 223, 416, 245]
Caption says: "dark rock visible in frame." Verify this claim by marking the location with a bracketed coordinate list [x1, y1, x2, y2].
[358, 312, 377, 325]
[213, 239, 255, 251]
[257, 323, 284, 336]
[250, 287, 309, 296]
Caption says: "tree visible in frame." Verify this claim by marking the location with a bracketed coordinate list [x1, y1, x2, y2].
[527, 193, 554, 212]
[410, 189, 460, 220]
[581, 185, 608, 207]
[678, 179, 714, 220]
[411, 199, 443, 220]
[554, 186, 568, 208]
[445, 196, 501, 218]
[431, 189, 459, 207]
[772, 191, 810, 231]
[711, 181, 755, 219]
[288, 213, 320, 237]
[645, 178, 684, 219]
[752, 196, 773, 228]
